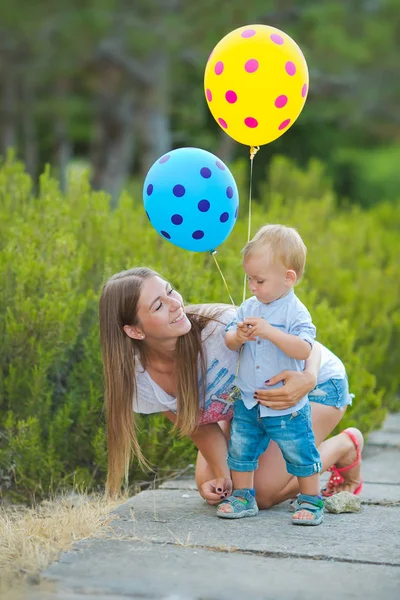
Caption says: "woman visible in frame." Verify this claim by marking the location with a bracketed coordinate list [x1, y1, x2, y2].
[99, 267, 363, 513]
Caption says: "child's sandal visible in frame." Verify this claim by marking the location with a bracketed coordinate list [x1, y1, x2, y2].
[291, 494, 324, 526]
[216, 489, 258, 519]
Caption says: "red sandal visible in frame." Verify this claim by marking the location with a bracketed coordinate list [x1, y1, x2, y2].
[322, 428, 363, 497]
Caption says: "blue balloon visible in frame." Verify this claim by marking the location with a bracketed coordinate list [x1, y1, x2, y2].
[143, 147, 239, 252]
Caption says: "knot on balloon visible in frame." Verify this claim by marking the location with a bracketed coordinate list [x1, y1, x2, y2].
[250, 146, 260, 161]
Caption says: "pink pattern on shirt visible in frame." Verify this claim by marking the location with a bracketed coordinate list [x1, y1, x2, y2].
[199, 391, 234, 425]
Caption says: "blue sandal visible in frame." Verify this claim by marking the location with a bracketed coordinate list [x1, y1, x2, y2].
[216, 489, 259, 519]
[291, 494, 324, 526]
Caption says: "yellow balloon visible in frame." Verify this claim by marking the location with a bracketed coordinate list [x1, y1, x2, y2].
[204, 24, 309, 147]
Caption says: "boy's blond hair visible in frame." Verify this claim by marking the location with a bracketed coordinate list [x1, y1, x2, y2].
[242, 224, 307, 280]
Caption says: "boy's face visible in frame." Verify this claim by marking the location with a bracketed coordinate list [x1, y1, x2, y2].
[243, 252, 295, 304]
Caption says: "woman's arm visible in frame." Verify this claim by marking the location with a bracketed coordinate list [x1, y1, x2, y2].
[254, 341, 322, 411]
[165, 411, 232, 504]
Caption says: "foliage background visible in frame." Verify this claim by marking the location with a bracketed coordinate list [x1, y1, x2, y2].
[0, 155, 399, 501]
[0, 1, 399, 501]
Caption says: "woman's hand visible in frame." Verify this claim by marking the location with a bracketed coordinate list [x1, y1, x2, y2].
[200, 477, 233, 505]
[254, 369, 317, 411]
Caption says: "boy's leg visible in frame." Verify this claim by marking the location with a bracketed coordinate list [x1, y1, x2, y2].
[217, 400, 266, 518]
[266, 404, 324, 524]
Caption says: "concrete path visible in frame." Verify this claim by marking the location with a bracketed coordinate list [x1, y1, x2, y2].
[15, 415, 400, 599]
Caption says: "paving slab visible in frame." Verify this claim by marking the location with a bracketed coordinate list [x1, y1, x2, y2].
[23, 540, 400, 600]
[360, 448, 400, 484]
[381, 413, 400, 432]
[160, 478, 400, 505]
[366, 430, 400, 449]
[110, 489, 400, 566]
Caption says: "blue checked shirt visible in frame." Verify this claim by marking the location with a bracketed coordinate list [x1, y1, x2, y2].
[225, 290, 316, 417]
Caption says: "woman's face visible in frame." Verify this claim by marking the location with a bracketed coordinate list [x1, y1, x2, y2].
[136, 276, 191, 340]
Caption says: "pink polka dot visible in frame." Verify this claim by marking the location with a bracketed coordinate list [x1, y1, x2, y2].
[215, 61, 224, 75]
[241, 29, 256, 38]
[218, 118, 228, 129]
[206, 88, 212, 102]
[278, 119, 291, 130]
[285, 61, 296, 76]
[244, 117, 258, 128]
[275, 95, 288, 108]
[302, 83, 308, 98]
[225, 90, 237, 104]
[245, 59, 259, 73]
[207, 50, 213, 63]
[270, 33, 284, 45]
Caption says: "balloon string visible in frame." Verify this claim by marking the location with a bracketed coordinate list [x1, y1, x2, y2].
[210, 251, 236, 307]
[243, 145, 259, 303]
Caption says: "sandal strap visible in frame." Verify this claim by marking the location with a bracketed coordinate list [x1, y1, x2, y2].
[293, 495, 324, 518]
[297, 494, 324, 509]
[325, 428, 363, 491]
[333, 429, 362, 474]
[218, 491, 256, 514]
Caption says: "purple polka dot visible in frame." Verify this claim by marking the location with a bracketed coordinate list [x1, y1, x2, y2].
[275, 95, 288, 108]
[235, 206, 239, 219]
[173, 184, 185, 197]
[279, 118, 291, 130]
[216, 160, 225, 170]
[159, 154, 170, 164]
[285, 61, 296, 76]
[161, 230, 171, 239]
[245, 59, 259, 73]
[225, 90, 237, 104]
[146, 211, 150, 221]
[206, 88, 212, 102]
[215, 61, 224, 75]
[241, 29, 256, 38]
[270, 33, 284, 45]
[192, 230, 204, 240]
[200, 167, 211, 179]
[198, 199, 210, 212]
[302, 83, 308, 98]
[147, 184, 153, 195]
[218, 118, 228, 129]
[171, 214, 183, 225]
[226, 186, 233, 199]
[220, 212, 229, 223]
[244, 117, 258, 128]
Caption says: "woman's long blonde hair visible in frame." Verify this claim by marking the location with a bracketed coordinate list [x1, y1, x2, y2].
[99, 267, 229, 495]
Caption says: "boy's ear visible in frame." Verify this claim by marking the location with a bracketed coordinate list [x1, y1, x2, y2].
[285, 269, 297, 286]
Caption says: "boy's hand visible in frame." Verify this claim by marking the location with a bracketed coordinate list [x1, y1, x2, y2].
[236, 321, 253, 344]
[242, 317, 272, 340]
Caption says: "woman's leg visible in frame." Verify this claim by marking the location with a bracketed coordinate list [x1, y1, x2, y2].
[254, 404, 363, 509]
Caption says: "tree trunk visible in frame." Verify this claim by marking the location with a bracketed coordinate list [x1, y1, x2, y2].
[54, 79, 72, 193]
[136, 50, 171, 177]
[90, 62, 135, 206]
[216, 131, 236, 165]
[21, 79, 38, 181]
[1, 67, 18, 156]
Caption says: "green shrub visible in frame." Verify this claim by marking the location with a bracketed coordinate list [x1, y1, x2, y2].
[0, 154, 398, 501]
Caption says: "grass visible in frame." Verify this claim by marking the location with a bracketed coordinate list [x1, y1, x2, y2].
[0, 492, 125, 594]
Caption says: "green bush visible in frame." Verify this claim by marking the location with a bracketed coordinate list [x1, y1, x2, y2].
[0, 154, 398, 501]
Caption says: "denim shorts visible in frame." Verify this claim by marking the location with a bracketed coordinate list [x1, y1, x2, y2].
[309, 377, 354, 411]
[227, 400, 322, 478]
